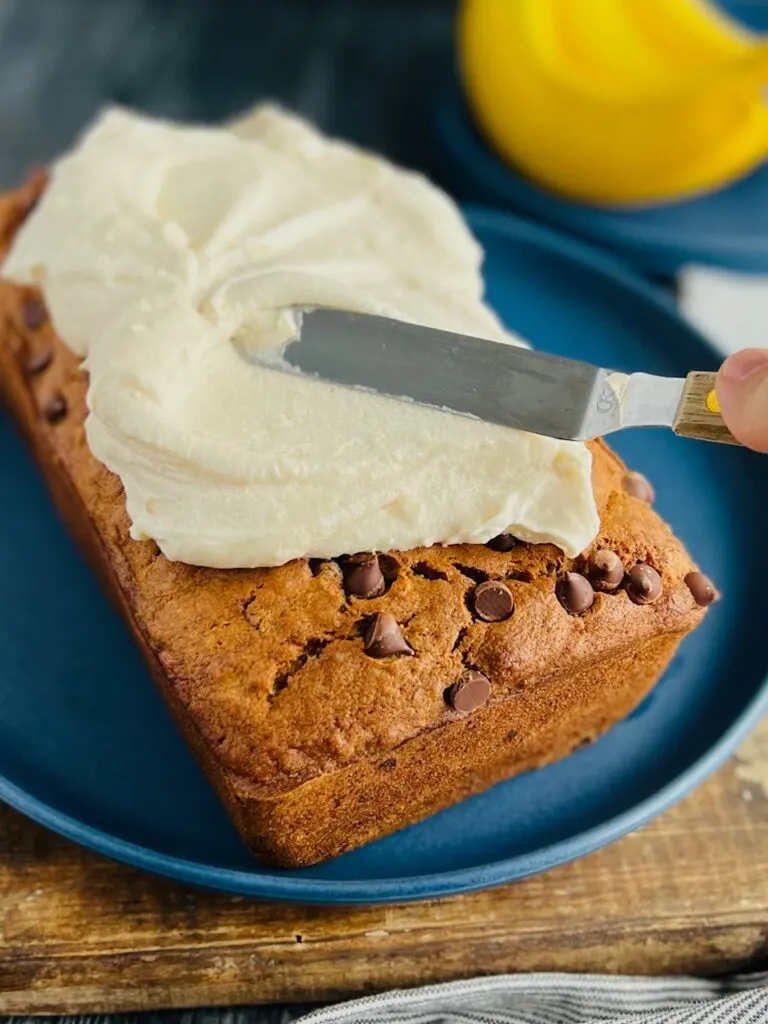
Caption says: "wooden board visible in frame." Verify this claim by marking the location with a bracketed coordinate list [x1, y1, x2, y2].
[1, 718, 767, 1016]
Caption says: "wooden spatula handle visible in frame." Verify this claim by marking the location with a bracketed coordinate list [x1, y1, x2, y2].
[672, 371, 741, 446]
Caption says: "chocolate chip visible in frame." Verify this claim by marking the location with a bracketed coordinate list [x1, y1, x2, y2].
[472, 580, 514, 622]
[588, 549, 624, 592]
[308, 558, 324, 576]
[22, 297, 47, 331]
[446, 670, 491, 713]
[377, 553, 401, 584]
[42, 391, 67, 423]
[486, 532, 518, 552]
[622, 471, 654, 504]
[556, 572, 594, 614]
[344, 552, 385, 599]
[24, 348, 53, 375]
[363, 613, 413, 658]
[626, 563, 662, 605]
[685, 571, 718, 607]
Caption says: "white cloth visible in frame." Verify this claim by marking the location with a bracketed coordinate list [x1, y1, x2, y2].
[296, 971, 768, 1024]
[679, 266, 768, 356]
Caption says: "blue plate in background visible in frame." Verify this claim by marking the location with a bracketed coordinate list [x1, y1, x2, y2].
[715, 0, 768, 33]
[436, 85, 768, 277]
[1, 208, 766, 904]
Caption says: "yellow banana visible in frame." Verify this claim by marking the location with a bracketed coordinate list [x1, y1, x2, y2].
[459, 0, 768, 205]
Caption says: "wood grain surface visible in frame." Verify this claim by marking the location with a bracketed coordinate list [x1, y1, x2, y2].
[1, 718, 766, 1017]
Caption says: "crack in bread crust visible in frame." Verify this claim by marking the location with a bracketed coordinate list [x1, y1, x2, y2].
[0, 177, 706, 865]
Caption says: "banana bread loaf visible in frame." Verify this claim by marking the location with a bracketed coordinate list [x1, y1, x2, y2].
[0, 175, 714, 867]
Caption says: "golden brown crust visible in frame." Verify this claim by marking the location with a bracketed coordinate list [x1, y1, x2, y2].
[0, 178, 707, 866]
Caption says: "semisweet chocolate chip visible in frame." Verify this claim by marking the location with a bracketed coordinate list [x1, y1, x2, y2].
[622, 471, 654, 504]
[377, 553, 401, 584]
[42, 391, 67, 423]
[363, 613, 413, 658]
[24, 348, 53, 375]
[588, 549, 624, 592]
[626, 563, 662, 605]
[556, 572, 594, 614]
[685, 571, 718, 607]
[22, 297, 47, 331]
[344, 552, 386, 599]
[446, 670, 491, 713]
[486, 532, 518, 552]
[472, 579, 515, 622]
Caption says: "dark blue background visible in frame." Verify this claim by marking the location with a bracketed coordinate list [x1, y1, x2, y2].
[0, 0, 456, 189]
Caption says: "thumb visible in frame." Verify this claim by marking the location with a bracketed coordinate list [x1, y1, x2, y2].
[715, 348, 768, 453]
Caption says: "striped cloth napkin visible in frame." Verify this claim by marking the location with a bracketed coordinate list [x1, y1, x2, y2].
[296, 972, 768, 1024]
[292, 271, 768, 1024]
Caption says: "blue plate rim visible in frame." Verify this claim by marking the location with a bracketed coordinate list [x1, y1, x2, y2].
[436, 87, 768, 271]
[1, 204, 765, 904]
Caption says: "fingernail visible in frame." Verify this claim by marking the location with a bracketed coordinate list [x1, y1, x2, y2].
[719, 348, 768, 383]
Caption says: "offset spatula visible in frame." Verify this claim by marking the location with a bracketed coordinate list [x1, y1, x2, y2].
[251, 308, 738, 445]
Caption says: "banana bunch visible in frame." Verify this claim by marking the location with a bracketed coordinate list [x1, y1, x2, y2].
[459, 0, 768, 205]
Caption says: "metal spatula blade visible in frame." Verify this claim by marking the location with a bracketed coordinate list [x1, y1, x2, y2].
[255, 308, 738, 445]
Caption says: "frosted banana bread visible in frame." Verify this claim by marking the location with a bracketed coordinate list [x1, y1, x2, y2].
[0, 116, 716, 868]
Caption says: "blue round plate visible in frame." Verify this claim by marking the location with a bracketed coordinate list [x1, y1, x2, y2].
[1, 208, 766, 904]
[436, 85, 768, 277]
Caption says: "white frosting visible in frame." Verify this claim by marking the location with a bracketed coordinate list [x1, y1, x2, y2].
[3, 105, 599, 567]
